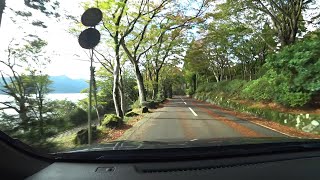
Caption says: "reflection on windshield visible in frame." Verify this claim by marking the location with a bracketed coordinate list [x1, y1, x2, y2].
[0, 0, 320, 153]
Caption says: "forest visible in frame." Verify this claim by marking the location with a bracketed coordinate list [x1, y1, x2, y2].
[0, 0, 320, 151]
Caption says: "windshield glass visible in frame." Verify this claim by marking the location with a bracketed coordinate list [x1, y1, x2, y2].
[1, 0, 320, 154]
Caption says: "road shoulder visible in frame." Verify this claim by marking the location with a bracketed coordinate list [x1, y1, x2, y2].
[117, 109, 162, 141]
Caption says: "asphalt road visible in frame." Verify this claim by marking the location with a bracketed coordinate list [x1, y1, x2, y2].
[125, 96, 286, 141]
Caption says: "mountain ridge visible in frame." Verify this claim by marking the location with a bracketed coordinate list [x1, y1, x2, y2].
[0, 75, 88, 94]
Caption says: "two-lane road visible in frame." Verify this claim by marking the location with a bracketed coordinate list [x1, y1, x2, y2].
[125, 96, 286, 141]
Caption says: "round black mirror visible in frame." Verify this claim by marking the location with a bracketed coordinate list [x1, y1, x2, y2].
[78, 28, 101, 49]
[81, 8, 103, 27]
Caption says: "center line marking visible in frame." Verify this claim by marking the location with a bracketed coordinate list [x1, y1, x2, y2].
[188, 107, 198, 116]
[180, 96, 187, 105]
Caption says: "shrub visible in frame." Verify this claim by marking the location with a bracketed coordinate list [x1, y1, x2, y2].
[196, 80, 246, 98]
[278, 92, 311, 107]
[275, 83, 311, 107]
[100, 114, 122, 128]
[131, 100, 141, 109]
[69, 107, 88, 125]
[241, 77, 275, 101]
[186, 88, 195, 96]
[263, 38, 320, 106]
[224, 80, 247, 97]
[125, 111, 139, 117]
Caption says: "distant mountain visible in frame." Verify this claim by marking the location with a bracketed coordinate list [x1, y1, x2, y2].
[0, 75, 88, 94]
[49, 75, 88, 93]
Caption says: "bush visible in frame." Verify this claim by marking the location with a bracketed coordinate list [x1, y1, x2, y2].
[100, 114, 122, 128]
[241, 77, 275, 101]
[275, 84, 311, 107]
[186, 88, 195, 96]
[131, 100, 141, 109]
[69, 107, 88, 125]
[196, 80, 247, 99]
[263, 37, 320, 106]
[195, 36, 320, 107]
[125, 111, 139, 117]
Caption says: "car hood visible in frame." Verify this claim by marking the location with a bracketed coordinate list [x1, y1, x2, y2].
[62, 137, 316, 153]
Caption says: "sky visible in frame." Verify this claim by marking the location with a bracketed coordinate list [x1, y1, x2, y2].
[0, 0, 98, 80]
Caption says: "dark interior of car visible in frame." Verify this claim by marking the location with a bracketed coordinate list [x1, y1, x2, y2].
[2, 133, 320, 180]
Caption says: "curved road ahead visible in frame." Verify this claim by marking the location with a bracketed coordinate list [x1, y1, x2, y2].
[123, 96, 286, 142]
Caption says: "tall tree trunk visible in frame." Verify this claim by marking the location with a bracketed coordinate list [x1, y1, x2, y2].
[168, 83, 173, 98]
[213, 71, 219, 82]
[193, 74, 197, 93]
[38, 97, 44, 137]
[134, 63, 146, 103]
[152, 70, 159, 100]
[119, 68, 125, 117]
[19, 102, 29, 131]
[113, 46, 123, 118]
[0, 0, 5, 28]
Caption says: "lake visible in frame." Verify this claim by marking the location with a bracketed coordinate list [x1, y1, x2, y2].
[0, 93, 87, 115]
[0, 93, 87, 103]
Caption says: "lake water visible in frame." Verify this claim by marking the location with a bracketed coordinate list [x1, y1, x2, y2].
[0, 93, 87, 103]
[0, 93, 87, 115]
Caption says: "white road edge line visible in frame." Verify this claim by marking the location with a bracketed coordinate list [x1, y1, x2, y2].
[188, 107, 198, 117]
[184, 102, 187, 105]
[251, 121, 295, 138]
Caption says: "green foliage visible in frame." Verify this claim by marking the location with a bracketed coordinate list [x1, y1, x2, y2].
[197, 80, 247, 98]
[101, 114, 122, 128]
[196, 34, 320, 107]
[266, 38, 320, 94]
[186, 88, 194, 96]
[241, 75, 276, 101]
[68, 108, 88, 125]
[276, 91, 311, 107]
[125, 111, 139, 117]
[131, 100, 141, 109]
[263, 37, 320, 106]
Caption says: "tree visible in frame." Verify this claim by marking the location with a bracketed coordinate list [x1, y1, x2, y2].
[29, 72, 52, 136]
[159, 65, 185, 98]
[119, 0, 206, 103]
[118, 0, 170, 103]
[83, 0, 164, 117]
[0, 0, 4, 27]
[0, 0, 60, 27]
[0, 43, 32, 128]
[219, 0, 315, 47]
[145, 28, 185, 99]
[0, 37, 51, 138]
[79, 0, 207, 113]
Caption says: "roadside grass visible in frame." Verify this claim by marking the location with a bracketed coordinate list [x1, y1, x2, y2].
[46, 107, 151, 152]
[46, 133, 77, 152]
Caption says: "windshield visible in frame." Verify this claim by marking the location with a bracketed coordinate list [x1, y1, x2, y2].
[0, 0, 320, 155]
